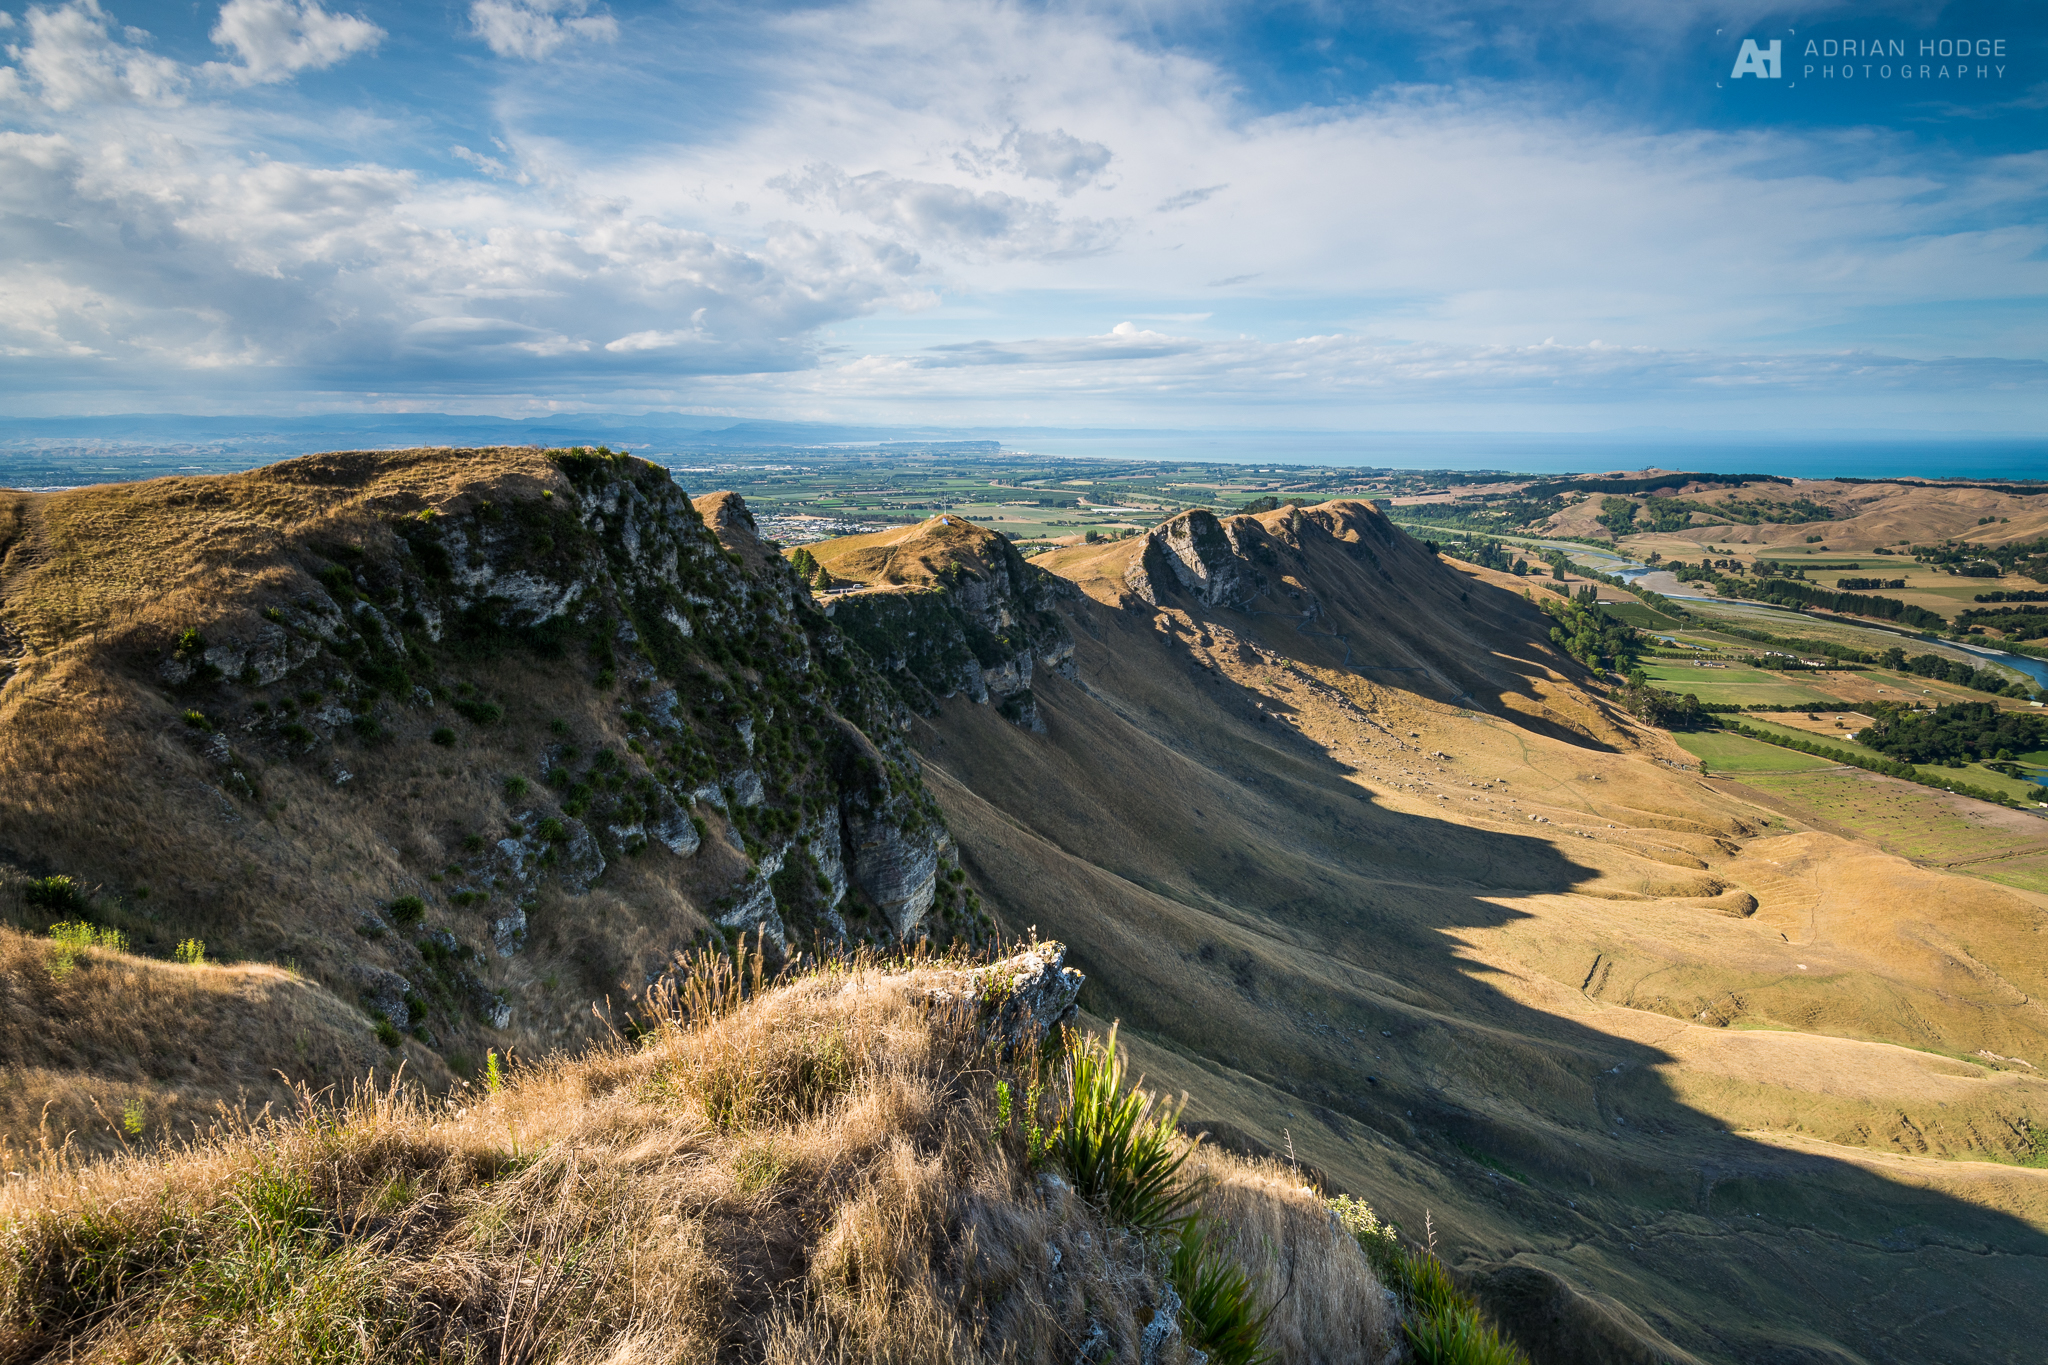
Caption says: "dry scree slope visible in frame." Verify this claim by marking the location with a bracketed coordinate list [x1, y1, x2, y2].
[831, 500, 2048, 1365]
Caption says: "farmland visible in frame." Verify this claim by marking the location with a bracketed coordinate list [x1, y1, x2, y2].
[1676, 731, 2048, 891]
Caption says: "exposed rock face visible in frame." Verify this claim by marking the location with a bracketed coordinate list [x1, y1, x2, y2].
[920, 941, 1084, 1053]
[844, 806, 946, 937]
[823, 516, 1075, 728]
[1126, 509, 1267, 610]
[350, 965, 414, 1030]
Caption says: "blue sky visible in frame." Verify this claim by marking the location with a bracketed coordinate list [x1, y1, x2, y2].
[0, 0, 2042, 433]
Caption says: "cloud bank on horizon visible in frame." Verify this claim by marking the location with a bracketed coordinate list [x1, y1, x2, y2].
[0, 0, 2042, 433]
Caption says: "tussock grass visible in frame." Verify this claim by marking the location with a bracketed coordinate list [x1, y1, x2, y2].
[0, 926, 436, 1164]
[1333, 1202, 1527, 1365]
[0, 947, 1399, 1363]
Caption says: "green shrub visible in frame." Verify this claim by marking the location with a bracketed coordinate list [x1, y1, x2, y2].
[1171, 1218, 1275, 1365]
[1404, 1305, 1528, 1365]
[24, 875, 86, 914]
[46, 921, 126, 976]
[452, 698, 503, 726]
[173, 938, 206, 965]
[1049, 1024, 1196, 1235]
[536, 818, 568, 843]
[372, 1017, 402, 1049]
[1330, 1196, 1403, 1281]
[1338, 1204, 1532, 1365]
[388, 896, 425, 926]
[281, 722, 316, 747]
[504, 775, 529, 799]
[430, 726, 457, 747]
[181, 709, 212, 731]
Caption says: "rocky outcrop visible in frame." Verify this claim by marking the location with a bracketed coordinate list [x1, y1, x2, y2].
[920, 941, 1084, 1053]
[824, 516, 1075, 727]
[350, 965, 415, 1030]
[5, 447, 982, 1076]
[844, 806, 947, 937]
[1125, 509, 1268, 610]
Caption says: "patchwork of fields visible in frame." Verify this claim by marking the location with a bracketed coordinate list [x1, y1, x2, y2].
[1676, 730, 2048, 893]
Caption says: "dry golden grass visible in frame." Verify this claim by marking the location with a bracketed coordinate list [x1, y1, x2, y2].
[0, 926, 446, 1164]
[799, 515, 1011, 590]
[0, 949, 1394, 1364]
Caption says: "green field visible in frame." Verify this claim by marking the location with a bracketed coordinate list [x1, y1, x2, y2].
[1739, 770, 2048, 885]
[1730, 716, 1890, 764]
[1677, 734, 2048, 889]
[1672, 731, 1837, 773]
[1640, 662, 1845, 707]
[1705, 717, 2046, 803]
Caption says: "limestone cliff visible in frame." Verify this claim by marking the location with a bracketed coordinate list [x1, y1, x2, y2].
[0, 448, 980, 1085]
[803, 514, 1075, 730]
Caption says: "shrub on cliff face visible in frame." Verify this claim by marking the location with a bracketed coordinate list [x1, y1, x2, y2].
[23, 875, 85, 916]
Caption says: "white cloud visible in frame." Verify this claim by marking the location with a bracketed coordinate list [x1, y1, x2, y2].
[468, 0, 618, 61]
[3, 0, 185, 111]
[0, 0, 2040, 428]
[1156, 184, 1225, 213]
[771, 163, 1120, 262]
[1002, 127, 1113, 194]
[204, 0, 383, 87]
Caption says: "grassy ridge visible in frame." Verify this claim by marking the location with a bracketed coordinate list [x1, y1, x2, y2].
[0, 944, 1410, 1365]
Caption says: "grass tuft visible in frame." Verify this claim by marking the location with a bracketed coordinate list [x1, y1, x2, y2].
[1171, 1217, 1277, 1365]
[1048, 1024, 1198, 1236]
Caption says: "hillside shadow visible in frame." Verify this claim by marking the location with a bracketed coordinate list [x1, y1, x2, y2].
[933, 604, 2048, 1365]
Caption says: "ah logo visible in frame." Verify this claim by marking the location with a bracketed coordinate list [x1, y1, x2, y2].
[1731, 38, 1783, 78]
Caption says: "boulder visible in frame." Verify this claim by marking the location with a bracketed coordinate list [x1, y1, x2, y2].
[349, 965, 414, 1030]
[921, 941, 1084, 1054]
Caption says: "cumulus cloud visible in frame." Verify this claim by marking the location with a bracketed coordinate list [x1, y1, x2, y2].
[0, 0, 2040, 426]
[204, 0, 383, 86]
[468, 0, 618, 61]
[2, 0, 185, 110]
[0, 121, 926, 387]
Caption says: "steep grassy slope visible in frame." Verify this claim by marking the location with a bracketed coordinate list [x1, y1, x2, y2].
[883, 501, 2048, 1364]
[0, 450, 980, 1155]
[0, 945, 1399, 1365]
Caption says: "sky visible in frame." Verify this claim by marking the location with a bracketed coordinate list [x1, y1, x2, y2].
[0, 0, 2043, 435]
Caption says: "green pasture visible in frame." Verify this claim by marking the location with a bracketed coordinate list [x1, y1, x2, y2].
[1729, 716, 1890, 764]
[1671, 731, 1836, 773]
[1638, 662, 1847, 707]
[1734, 768, 2048, 883]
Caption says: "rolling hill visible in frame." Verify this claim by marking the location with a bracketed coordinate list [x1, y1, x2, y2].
[3, 454, 2045, 1363]
[889, 501, 2048, 1363]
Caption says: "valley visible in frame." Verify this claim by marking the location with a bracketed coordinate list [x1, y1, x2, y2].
[3, 449, 2047, 1364]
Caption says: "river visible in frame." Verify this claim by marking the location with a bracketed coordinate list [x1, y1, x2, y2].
[1401, 523, 2048, 693]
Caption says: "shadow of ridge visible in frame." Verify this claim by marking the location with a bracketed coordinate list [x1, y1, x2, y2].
[928, 645, 2048, 1365]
